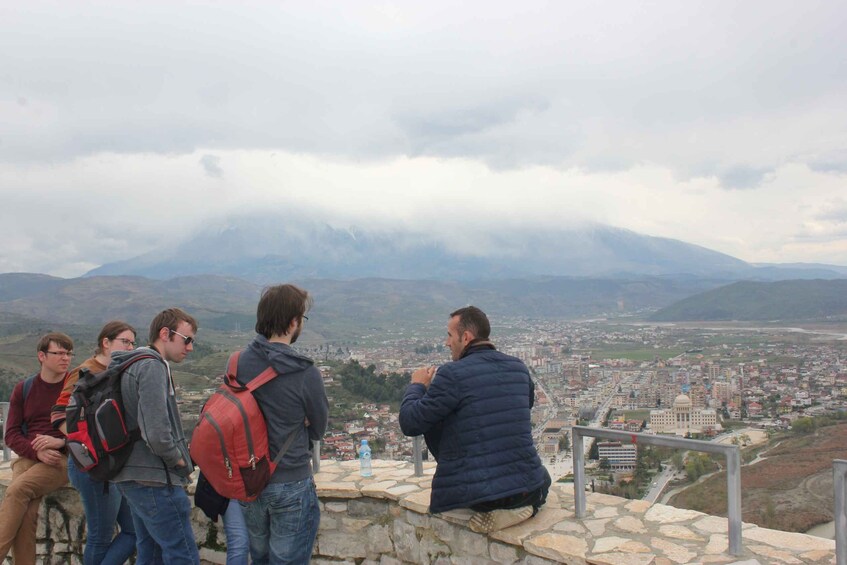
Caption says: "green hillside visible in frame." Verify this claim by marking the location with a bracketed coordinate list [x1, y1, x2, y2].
[651, 279, 847, 321]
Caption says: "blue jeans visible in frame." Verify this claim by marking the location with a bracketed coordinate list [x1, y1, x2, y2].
[116, 481, 199, 565]
[240, 478, 319, 565]
[67, 457, 137, 565]
[223, 500, 249, 565]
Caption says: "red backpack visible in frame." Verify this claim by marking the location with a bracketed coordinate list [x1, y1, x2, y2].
[190, 352, 295, 501]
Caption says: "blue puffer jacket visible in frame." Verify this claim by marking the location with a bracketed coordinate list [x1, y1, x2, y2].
[399, 343, 546, 513]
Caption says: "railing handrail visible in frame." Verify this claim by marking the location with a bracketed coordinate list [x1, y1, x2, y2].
[834, 459, 847, 565]
[571, 425, 743, 556]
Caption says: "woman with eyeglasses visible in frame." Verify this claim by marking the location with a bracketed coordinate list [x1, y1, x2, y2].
[50, 320, 138, 565]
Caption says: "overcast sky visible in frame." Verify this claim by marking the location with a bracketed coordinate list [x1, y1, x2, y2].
[1, 1, 846, 277]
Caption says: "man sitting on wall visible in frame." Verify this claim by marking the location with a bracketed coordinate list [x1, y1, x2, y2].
[0, 333, 74, 565]
[399, 306, 551, 533]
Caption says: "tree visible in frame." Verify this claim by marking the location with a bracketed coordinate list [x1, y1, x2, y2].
[558, 434, 570, 453]
[599, 458, 611, 471]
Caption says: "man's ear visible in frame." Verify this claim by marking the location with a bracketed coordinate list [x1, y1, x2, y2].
[159, 327, 171, 342]
[37, 351, 46, 364]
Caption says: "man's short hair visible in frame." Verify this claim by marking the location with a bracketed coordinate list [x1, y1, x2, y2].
[449, 306, 490, 340]
[96, 320, 136, 355]
[148, 308, 198, 346]
[255, 284, 312, 339]
[37, 332, 74, 354]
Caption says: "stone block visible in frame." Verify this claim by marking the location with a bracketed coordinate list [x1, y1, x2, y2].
[325, 501, 348, 513]
[406, 508, 431, 528]
[319, 532, 369, 559]
[745, 526, 835, 551]
[379, 556, 404, 565]
[748, 544, 803, 564]
[649, 537, 696, 564]
[489, 541, 520, 564]
[523, 555, 566, 565]
[399, 489, 431, 514]
[319, 514, 339, 531]
[341, 516, 374, 532]
[420, 530, 451, 563]
[393, 518, 420, 563]
[657, 524, 703, 541]
[587, 552, 655, 565]
[432, 516, 460, 544]
[367, 524, 394, 555]
[643, 504, 703, 524]
[611, 515, 647, 534]
[524, 532, 587, 562]
[349, 498, 389, 518]
[456, 529, 489, 558]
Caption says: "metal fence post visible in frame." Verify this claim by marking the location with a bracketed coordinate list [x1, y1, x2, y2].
[413, 435, 424, 477]
[1, 402, 9, 462]
[834, 459, 847, 565]
[573, 428, 586, 518]
[312, 440, 321, 473]
[725, 446, 742, 556]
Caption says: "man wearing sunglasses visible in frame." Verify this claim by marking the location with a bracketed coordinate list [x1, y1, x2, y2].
[109, 308, 200, 564]
[0, 333, 74, 565]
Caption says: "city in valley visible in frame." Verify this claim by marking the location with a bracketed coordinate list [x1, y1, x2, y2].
[203, 317, 843, 536]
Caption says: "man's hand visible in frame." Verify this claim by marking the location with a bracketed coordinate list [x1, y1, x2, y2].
[36, 448, 63, 466]
[411, 366, 437, 388]
[32, 434, 64, 452]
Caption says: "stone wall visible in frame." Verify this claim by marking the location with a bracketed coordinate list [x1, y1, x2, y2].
[0, 458, 839, 564]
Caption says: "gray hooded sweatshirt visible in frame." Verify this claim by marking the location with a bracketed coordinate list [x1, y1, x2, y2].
[236, 335, 329, 484]
[110, 347, 193, 486]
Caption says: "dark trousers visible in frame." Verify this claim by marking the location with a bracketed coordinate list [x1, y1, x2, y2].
[470, 467, 552, 517]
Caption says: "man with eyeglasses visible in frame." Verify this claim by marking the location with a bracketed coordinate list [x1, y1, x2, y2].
[109, 308, 200, 564]
[0, 332, 74, 564]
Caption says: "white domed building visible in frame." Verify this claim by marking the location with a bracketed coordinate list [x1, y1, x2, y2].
[649, 394, 719, 436]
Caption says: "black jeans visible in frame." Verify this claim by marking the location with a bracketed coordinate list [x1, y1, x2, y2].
[470, 467, 552, 516]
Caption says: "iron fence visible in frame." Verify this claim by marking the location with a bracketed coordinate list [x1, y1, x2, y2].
[571, 425, 743, 556]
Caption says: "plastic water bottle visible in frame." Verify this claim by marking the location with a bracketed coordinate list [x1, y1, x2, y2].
[359, 439, 372, 477]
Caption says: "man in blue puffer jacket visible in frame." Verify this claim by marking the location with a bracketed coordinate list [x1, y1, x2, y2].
[399, 306, 551, 533]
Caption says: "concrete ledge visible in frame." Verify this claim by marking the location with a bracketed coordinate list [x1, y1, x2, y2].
[0, 457, 838, 564]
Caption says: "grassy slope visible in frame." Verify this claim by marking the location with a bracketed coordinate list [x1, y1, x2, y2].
[669, 423, 847, 532]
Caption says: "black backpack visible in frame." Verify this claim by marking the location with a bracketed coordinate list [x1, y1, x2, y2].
[65, 351, 158, 482]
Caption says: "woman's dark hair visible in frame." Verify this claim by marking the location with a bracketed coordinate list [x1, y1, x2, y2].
[95, 320, 136, 355]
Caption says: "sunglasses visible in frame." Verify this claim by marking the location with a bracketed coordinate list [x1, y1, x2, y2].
[169, 329, 195, 346]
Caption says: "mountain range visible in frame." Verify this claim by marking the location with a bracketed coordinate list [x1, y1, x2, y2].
[84, 215, 847, 283]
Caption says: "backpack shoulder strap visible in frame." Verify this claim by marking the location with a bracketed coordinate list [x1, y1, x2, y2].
[226, 351, 278, 392]
[272, 429, 300, 466]
[21, 373, 38, 402]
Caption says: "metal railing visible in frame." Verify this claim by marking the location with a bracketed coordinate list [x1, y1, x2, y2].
[413, 435, 424, 476]
[1, 402, 9, 462]
[834, 459, 847, 565]
[571, 426, 743, 556]
[311, 440, 320, 473]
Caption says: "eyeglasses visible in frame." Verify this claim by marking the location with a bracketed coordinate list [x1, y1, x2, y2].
[302, 315, 309, 322]
[45, 350, 74, 358]
[113, 338, 136, 347]
[169, 329, 195, 346]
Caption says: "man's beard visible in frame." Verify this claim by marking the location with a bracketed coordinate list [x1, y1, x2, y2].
[290, 325, 302, 344]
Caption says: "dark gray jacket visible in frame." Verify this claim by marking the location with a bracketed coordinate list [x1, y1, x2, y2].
[111, 347, 193, 486]
[236, 335, 328, 484]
